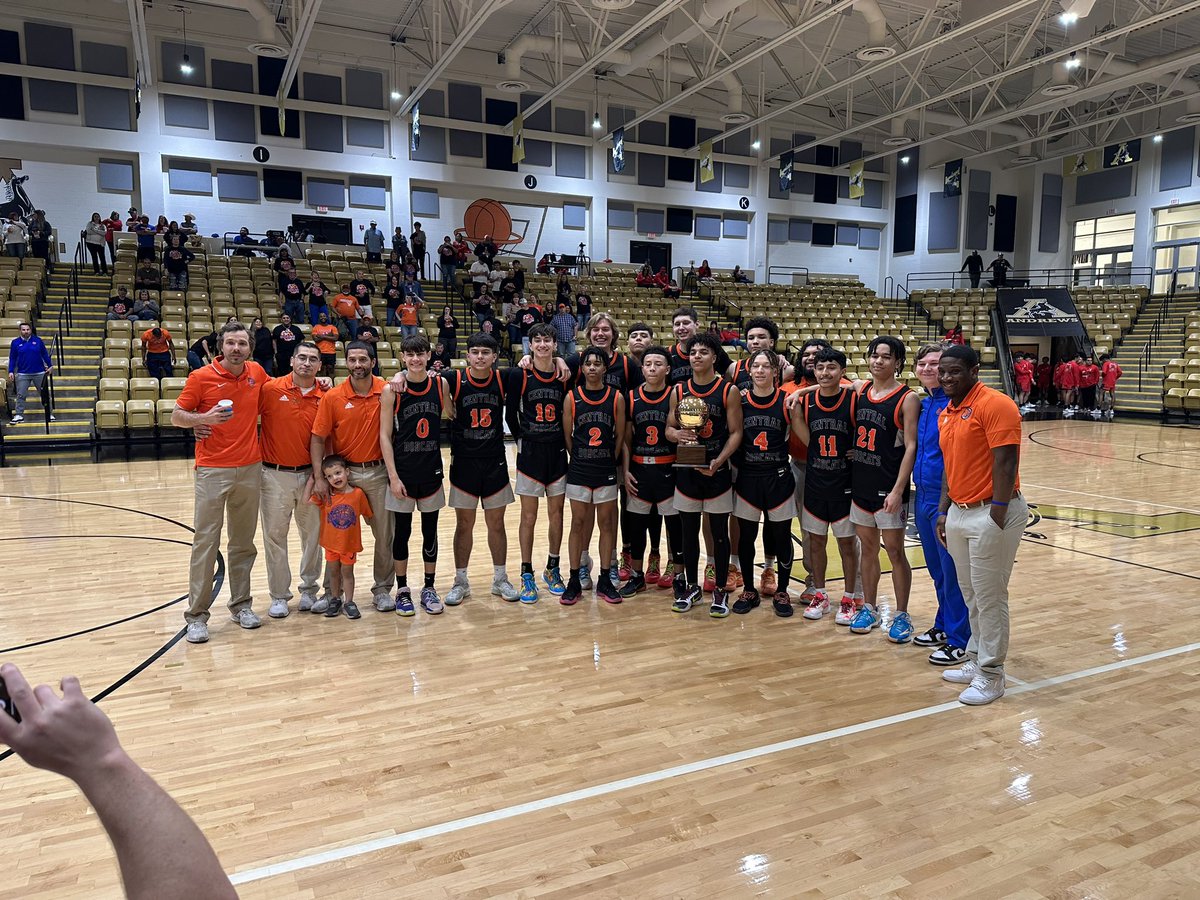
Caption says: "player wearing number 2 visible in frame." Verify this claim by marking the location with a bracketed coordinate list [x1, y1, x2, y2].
[444, 331, 519, 605]
[506, 323, 569, 603]
[847, 336, 921, 639]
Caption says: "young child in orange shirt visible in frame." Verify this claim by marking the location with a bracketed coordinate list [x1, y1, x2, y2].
[306, 454, 373, 619]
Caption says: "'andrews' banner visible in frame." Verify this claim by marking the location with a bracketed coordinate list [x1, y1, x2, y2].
[998, 288, 1086, 337]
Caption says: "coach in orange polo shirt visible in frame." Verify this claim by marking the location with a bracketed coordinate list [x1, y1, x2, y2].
[935, 344, 1026, 706]
[172, 321, 268, 643]
[258, 341, 326, 619]
[310, 341, 395, 610]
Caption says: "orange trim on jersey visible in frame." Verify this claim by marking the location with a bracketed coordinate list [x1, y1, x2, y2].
[743, 386, 784, 410]
[686, 376, 726, 399]
[575, 385, 613, 406]
[636, 385, 672, 405]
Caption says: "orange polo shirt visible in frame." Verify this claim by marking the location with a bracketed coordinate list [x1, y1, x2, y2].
[311, 376, 385, 464]
[782, 375, 815, 462]
[312, 324, 338, 355]
[141, 328, 172, 354]
[175, 358, 267, 468]
[259, 373, 326, 467]
[938, 380, 1022, 504]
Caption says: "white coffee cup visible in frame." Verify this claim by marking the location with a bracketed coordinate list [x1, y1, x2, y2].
[216, 399, 234, 413]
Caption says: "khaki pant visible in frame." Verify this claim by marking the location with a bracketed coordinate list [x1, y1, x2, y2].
[349, 463, 395, 597]
[187, 463, 262, 623]
[260, 465, 321, 602]
[945, 496, 1027, 676]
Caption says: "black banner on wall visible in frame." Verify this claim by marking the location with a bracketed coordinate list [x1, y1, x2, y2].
[998, 288, 1086, 337]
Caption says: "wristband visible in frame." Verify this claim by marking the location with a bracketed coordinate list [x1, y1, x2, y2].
[990, 500, 1008, 507]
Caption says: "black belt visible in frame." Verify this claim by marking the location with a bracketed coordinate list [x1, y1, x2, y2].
[262, 461, 312, 472]
[349, 459, 385, 468]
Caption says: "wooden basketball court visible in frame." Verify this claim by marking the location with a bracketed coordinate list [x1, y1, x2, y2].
[2, 418, 1199, 898]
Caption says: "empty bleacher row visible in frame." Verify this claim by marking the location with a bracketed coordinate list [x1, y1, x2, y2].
[0, 256, 48, 327]
[1161, 306, 1200, 420]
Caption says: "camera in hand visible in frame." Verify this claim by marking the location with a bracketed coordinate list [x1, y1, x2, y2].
[0, 676, 20, 722]
[673, 396, 711, 468]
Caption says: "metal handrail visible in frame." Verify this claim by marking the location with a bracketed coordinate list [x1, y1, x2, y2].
[905, 266, 1153, 293]
[766, 265, 809, 286]
[990, 305, 1016, 398]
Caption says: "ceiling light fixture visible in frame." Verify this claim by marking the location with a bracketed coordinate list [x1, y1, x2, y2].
[1065, 52, 1081, 69]
[592, 76, 602, 130]
[751, 138, 761, 150]
[389, 41, 402, 103]
[1153, 133, 1163, 143]
[900, 155, 910, 164]
[1059, 11, 1078, 24]
[179, 7, 193, 75]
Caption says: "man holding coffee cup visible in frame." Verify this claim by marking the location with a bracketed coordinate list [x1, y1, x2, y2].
[172, 320, 270, 643]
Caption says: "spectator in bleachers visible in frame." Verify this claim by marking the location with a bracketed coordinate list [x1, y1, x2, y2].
[661, 276, 682, 300]
[188, 331, 216, 371]
[475, 234, 498, 268]
[510, 260, 526, 295]
[4, 211, 28, 259]
[551, 302, 578, 359]
[431, 341, 452, 374]
[134, 257, 161, 291]
[987, 253, 1011, 287]
[7, 322, 53, 424]
[331, 285, 361, 341]
[278, 269, 307, 323]
[134, 216, 156, 261]
[382, 274, 404, 326]
[154, 215, 170, 233]
[271, 314, 302, 374]
[363, 220, 385, 263]
[102, 211, 122, 265]
[180, 213, 198, 236]
[711, 322, 744, 349]
[306, 275, 330, 325]
[251, 318, 274, 374]
[356, 315, 382, 374]
[732, 265, 751, 284]
[453, 235, 470, 266]
[312, 313, 339, 376]
[487, 263, 505, 296]
[651, 267, 671, 291]
[698, 259, 713, 281]
[437, 235, 457, 293]
[945, 324, 965, 345]
[410, 222, 427, 277]
[473, 288, 496, 326]
[575, 290, 592, 330]
[526, 291, 544, 314]
[84, 213, 109, 275]
[392, 227, 409, 259]
[398, 295, 422, 340]
[403, 271, 424, 304]
[514, 297, 543, 357]
[107, 286, 137, 322]
[272, 245, 294, 274]
[635, 262, 655, 287]
[961, 250, 984, 288]
[232, 227, 260, 257]
[469, 257, 490, 299]
[349, 269, 376, 319]
[133, 289, 160, 322]
[27, 210, 53, 271]
[124, 207, 140, 230]
[384, 251, 402, 280]
[140, 325, 176, 380]
[163, 235, 195, 290]
[437, 306, 459, 358]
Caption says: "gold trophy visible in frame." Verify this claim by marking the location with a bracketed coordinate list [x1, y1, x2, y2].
[674, 396, 711, 468]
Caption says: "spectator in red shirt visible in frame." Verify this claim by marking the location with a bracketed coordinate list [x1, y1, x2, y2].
[1013, 354, 1034, 410]
[1057, 354, 1080, 415]
[1076, 354, 1101, 415]
[1099, 354, 1123, 420]
[945, 325, 965, 345]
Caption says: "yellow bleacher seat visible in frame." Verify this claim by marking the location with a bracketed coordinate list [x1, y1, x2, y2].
[106, 320, 133, 339]
[103, 338, 131, 357]
[160, 377, 187, 400]
[101, 357, 129, 379]
[129, 377, 160, 401]
[94, 401, 126, 428]
[98, 378, 129, 401]
[1186, 389, 1200, 413]
[156, 398, 179, 425]
[125, 399, 156, 427]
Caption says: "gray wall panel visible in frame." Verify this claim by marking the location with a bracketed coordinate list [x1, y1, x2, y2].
[723, 215, 749, 239]
[346, 117, 386, 148]
[80, 42, 128, 77]
[1159, 126, 1194, 191]
[767, 219, 788, 243]
[163, 94, 209, 129]
[161, 41, 205, 86]
[212, 101, 255, 143]
[447, 82, 482, 121]
[965, 168, 991, 251]
[859, 226, 881, 250]
[637, 153, 666, 187]
[862, 179, 884, 209]
[524, 138, 552, 167]
[1074, 167, 1133, 204]
[608, 202, 635, 230]
[348, 178, 386, 209]
[303, 72, 342, 104]
[410, 125, 446, 163]
[1038, 182, 1062, 254]
[724, 163, 750, 188]
[345, 68, 384, 108]
[304, 111, 344, 153]
[837, 223, 859, 245]
[448, 128, 483, 158]
[555, 143, 587, 178]
[411, 187, 440, 217]
[563, 202, 586, 229]
[768, 168, 788, 200]
[927, 191, 960, 252]
[520, 93, 551, 132]
[216, 169, 259, 202]
[788, 218, 812, 242]
[724, 130, 751, 156]
[307, 178, 345, 208]
[895, 153, 919, 194]
[793, 170, 815, 195]
[212, 59, 254, 92]
[25, 23, 74, 70]
[29, 79, 78, 114]
[98, 159, 135, 192]
[83, 85, 132, 130]
[695, 215, 721, 239]
[554, 107, 586, 136]
[168, 160, 212, 195]
[419, 88, 444, 117]
[640, 120, 666, 146]
[636, 208, 665, 234]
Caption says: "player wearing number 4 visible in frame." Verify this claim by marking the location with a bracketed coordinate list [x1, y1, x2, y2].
[380, 334, 446, 616]
[444, 332, 519, 604]
[506, 323, 569, 603]
[561, 347, 626, 605]
[846, 336, 921, 640]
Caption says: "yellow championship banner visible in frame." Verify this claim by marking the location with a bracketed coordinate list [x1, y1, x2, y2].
[849, 159, 865, 199]
[699, 140, 714, 183]
[1062, 150, 1100, 176]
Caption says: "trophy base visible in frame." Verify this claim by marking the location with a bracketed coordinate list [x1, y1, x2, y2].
[673, 445, 709, 468]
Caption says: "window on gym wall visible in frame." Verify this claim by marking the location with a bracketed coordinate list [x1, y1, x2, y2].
[1072, 213, 1135, 287]
[1152, 203, 1200, 296]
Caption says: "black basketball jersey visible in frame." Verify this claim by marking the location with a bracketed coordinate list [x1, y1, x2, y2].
[730, 358, 753, 390]
[392, 376, 444, 485]
[678, 376, 733, 465]
[447, 369, 506, 459]
[739, 387, 790, 472]
[515, 366, 565, 444]
[569, 385, 619, 482]
[573, 349, 639, 393]
[852, 382, 912, 504]
[668, 342, 734, 385]
[802, 387, 856, 495]
[629, 385, 675, 463]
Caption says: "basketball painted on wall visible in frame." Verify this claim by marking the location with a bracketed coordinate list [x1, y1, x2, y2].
[455, 198, 526, 246]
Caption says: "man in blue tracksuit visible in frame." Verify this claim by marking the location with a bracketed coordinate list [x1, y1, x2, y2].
[912, 343, 969, 665]
[7, 321, 54, 425]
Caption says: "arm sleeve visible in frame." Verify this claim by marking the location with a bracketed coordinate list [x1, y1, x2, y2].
[311, 394, 334, 439]
[984, 400, 1022, 449]
[40, 341, 52, 367]
[504, 368, 523, 439]
[175, 375, 203, 413]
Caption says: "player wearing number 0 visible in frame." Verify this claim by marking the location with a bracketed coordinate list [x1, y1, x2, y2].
[731, 349, 797, 617]
[443, 332, 519, 604]
[847, 336, 921, 639]
[506, 323, 569, 603]
[667, 332, 743, 617]
[622, 345, 684, 598]
[792, 347, 861, 623]
[379, 334, 446, 617]
[561, 347, 626, 605]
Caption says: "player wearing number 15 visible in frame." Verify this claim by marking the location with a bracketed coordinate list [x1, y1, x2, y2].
[444, 331, 519, 605]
